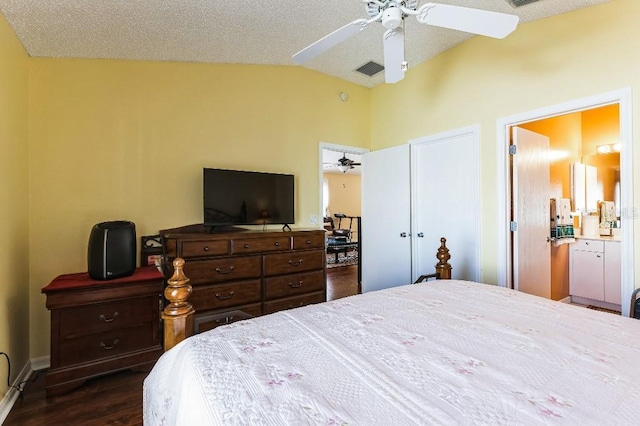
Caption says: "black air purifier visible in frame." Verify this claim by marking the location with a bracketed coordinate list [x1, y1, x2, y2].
[87, 221, 136, 280]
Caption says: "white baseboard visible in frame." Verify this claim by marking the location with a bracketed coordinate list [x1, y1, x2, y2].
[0, 356, 50, 424]
[558, 296, 572, 304]
[0, 359, 32, 425]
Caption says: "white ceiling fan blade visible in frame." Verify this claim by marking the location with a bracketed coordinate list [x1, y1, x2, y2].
[383, 28, 405, 84]
[292, 19, 369, 64]
[416, 3, 519, 39]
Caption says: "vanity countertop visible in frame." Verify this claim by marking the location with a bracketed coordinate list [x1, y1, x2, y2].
[575, 234, 621, 242]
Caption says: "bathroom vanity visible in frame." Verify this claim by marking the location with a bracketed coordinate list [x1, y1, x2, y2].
[569, 236, 621, 309]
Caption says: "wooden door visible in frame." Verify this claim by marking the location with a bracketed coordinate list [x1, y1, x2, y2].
[512, 127, 551, 298]
[361, 145, 411, 293]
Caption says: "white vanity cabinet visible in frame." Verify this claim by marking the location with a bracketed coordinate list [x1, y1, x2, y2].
[569, 238, 621, 305]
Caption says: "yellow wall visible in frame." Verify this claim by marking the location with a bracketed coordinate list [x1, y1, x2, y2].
[27, 60, 370, 357]
[370, 0, 639, 284]
[324, 173, 361, 240]
[0, 13, 29, 399]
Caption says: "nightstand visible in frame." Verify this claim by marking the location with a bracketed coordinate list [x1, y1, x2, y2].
[42, 266, 164, 397]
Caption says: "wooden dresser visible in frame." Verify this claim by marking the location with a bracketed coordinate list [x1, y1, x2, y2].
[162, 227, 327, 333]
[41, 266, 164, 396]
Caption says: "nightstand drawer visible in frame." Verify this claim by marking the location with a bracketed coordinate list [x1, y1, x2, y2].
[190, 279, 262, 311]
[263, 292, 325, 314]
[181, 240, 229, 258]
[574, 239, 604, 252]
[183, 256, 262, 284]
[232, 236, 291, 254]
[58, 325, 155, 367]
[264, 250, 324, 276]
[264, 270, 325, 300]
[58, 297, 155, 339]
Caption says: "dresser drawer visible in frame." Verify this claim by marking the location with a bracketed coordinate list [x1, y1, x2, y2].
[232, 236, 291, 254]
[574, 239, 604, 252]
[264, 270, 325, 300]
[180, 239, 230, 258]
[58, 296, 155, 339]
[263, 292, 325, 314]
[190, 279, 262, 311]
[183, 256, 262, 284]
[292, 233, 325, 250]
[194, 303, 262, 333]
[264, 250, 324, 276]
[58, 325, 155, 367]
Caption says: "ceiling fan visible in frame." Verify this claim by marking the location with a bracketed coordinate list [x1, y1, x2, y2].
[324, 153, 362, 173]
[292, 1, 519, 84]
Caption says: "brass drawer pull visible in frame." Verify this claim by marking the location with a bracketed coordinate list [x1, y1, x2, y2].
[215, 291, 235, 300]
[215, 266, 235, 274]
[99, 312, 119, 323]
[289, 281, 304, 288]
[100, 339, 120, 350]
[288, 259, 304, 266]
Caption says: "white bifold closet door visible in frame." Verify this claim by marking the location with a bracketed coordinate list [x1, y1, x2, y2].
[361, 126, 481, 293]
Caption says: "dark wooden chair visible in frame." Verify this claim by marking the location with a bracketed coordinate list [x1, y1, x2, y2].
[630, 288, 640, 319]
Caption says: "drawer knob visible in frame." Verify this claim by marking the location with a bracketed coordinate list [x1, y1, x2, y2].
[306, 240, 311, 244]
[288, 259, 304, 266]
[244, 244, 250, 249]
[99, 312, 119, 323]
[215, 316, 235, 325]
[203, 246, 210, 251]
[215, 266, 235, 274]
[289, 281, 304, 288]
[215, 291, 235, 300]
[275, 242, 280, 247]
[100, 339, 120, 350]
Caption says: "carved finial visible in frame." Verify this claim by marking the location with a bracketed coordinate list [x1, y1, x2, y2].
[435, 237, 452, 279]
[163, 258, 193, 316]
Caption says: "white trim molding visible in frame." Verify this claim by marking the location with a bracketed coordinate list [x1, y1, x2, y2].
[0, 356, 50, 423]
[496, 88, 634, 316]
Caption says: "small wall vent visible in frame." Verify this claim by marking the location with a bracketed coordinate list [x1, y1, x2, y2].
[507, 0, 541, 7]
[355, 61, 384, 77]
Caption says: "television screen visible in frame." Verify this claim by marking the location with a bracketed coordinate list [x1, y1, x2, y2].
[203, 168, 295, 228]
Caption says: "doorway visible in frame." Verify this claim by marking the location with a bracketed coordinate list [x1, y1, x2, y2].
[318, 142, 368, 288]
[497, 89, 634, 316]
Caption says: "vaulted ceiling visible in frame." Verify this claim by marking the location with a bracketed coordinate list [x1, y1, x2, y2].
[0, 0, 610, 87]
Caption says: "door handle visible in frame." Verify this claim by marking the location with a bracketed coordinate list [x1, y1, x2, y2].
[400, 232, 407, 238]
[417, 233, 424, 238]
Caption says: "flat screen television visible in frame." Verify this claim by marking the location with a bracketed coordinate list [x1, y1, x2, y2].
[203, 168, 295, 229]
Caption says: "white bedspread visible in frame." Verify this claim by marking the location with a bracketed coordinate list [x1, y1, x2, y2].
[143, 280, 640, 425]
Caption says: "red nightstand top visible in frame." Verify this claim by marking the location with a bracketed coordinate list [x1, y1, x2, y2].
[42, 266, 164, 293]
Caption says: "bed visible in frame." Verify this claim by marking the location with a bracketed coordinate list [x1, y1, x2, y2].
[144, 242, 640, 425]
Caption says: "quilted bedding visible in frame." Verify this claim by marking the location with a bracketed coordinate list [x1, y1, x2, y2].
[143, 280, 640, 425]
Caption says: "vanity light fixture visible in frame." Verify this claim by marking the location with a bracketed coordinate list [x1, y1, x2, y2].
[596, 143, 621, 155]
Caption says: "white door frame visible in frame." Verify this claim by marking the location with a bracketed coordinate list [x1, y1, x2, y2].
[496, 88, 634, 316]
[318, 142, 369, 225]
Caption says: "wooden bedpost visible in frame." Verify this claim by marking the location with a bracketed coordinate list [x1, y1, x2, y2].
[434, 237, 452, 280]
[162, 258, 194, 351]
[413, 237, 452, 283]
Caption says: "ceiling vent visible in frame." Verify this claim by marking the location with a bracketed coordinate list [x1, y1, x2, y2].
[355, 61, 384, 77]
[507, 0, 541, 7]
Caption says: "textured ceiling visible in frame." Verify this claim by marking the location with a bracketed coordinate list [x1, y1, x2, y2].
[0, 0, 610, 88]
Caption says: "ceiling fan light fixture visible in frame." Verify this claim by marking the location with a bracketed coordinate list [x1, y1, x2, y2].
[338, 164, 351, 173]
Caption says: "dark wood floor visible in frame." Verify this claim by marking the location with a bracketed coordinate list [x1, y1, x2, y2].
[5, 264, 359, 425]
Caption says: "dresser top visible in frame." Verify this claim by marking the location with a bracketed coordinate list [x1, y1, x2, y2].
[42, 266, 163, 294]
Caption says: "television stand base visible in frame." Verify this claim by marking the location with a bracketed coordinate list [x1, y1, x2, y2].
[282, 224, 292, 232]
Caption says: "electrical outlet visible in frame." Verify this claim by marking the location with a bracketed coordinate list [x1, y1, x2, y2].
[309, 215, 318, 225]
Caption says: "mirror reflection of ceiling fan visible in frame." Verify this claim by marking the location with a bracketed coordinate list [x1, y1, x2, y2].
[292, 1, 519, 84]
[324, 153, 362, 173]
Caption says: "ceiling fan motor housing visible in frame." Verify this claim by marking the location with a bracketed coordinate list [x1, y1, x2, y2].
[381, 6, 403, 29]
